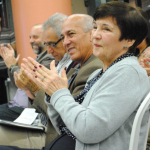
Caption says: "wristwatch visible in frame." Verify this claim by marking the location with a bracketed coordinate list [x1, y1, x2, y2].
[9, 65, 16, 72]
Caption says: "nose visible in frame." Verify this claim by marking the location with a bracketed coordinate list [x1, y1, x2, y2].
[30, 37, 35, 44]
[91, 30, 102, 41]
[63, 36, 71, 48]
[47, 46, 54, 54]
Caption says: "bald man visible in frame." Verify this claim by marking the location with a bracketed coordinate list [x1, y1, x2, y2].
[0, 24, 54, 120]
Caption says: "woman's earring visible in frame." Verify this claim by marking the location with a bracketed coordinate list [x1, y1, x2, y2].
[125, 46, 128, 49]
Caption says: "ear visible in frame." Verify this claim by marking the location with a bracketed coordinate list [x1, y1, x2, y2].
[126, 39, 135, 48]
[89, 30, 92, 42]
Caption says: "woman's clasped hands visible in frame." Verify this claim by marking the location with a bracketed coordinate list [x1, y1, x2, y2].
[22, 57, 68, 97]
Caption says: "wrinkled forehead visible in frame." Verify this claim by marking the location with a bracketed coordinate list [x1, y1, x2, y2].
[43, 28, 58, 40]
[61, 17, 84, 35]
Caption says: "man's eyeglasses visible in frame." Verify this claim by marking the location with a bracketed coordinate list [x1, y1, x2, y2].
[44, 37, 64, 48]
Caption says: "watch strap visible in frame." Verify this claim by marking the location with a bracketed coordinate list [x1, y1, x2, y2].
[9, 65, 16, 72]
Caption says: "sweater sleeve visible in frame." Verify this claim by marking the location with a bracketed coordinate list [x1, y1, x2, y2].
[49, 64, 150, 143]
[45, 98, 64, 134]
[46, 70, 101, 135]
[8, 65, 20, 87]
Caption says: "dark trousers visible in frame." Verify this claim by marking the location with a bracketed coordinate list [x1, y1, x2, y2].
[0, 104, 24, 121]
[0, 133, 75, 150]
[0, 146, 39, 150]
[0, 68, 8, 104]
[44, 133, 75, 150]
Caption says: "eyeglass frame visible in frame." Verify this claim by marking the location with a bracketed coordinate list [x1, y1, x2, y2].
[44, 37, 64, 48]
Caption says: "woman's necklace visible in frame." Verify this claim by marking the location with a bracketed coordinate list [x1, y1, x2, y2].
[74, 52, 134, 104]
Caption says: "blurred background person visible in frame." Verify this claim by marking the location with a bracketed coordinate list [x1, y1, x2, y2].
[138, 8, 150, 77]
[137, 7, 150, 61]
[136, 7, 150, 150]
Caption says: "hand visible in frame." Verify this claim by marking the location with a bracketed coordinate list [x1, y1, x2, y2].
[22, 57, 68, 97]
[0, 44, 20, 68]
[142, 47, 150, 58]
[24, 90, 35, 100]
[14, 67, 40, 96]
[139, 58, 150, 68]
[138, 46, 150, 62]
[139, 58, 150, 76]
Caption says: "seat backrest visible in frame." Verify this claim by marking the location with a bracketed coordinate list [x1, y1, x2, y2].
[5, 78, 17, 102]
[129, 92, 150, 150]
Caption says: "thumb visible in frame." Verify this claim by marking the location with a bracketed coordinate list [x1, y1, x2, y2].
[50, 60, 57, 72]
[16, 54, 20, 63]
[61, 67, 67, 79]
[7, 43, 13, 50]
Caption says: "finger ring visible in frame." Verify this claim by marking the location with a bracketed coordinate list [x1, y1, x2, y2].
[41, 77, 46, 82]
[5, 53, 7, 56]
[147, 61, 149, 64]
[22, 76, 25, 80]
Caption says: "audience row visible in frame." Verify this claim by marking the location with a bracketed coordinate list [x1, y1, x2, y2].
[0, 1, 150, 150]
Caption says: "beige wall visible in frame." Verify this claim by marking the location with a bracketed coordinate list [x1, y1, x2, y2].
[11, 0, 89, 66]
[71, 0, 87, 14]
[11, 0, 72, 65]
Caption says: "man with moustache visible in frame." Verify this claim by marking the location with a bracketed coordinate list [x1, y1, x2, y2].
[59, 14, 103, 97]
[0, 24, 54, 121]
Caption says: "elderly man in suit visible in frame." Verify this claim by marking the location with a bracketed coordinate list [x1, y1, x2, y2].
[0, 13, 103, 150]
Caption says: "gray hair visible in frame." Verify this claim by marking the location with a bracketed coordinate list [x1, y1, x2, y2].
[81, 15, 93, 32]
[43, 13, 68, 38]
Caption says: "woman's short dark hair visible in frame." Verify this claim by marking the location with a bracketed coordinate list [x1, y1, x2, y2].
[93, 1, 148, 55]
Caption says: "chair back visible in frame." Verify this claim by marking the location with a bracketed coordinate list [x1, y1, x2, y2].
[129, 92, 150, 150]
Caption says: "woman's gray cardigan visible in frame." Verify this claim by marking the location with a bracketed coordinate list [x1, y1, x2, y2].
[45, 56, 150, 150]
